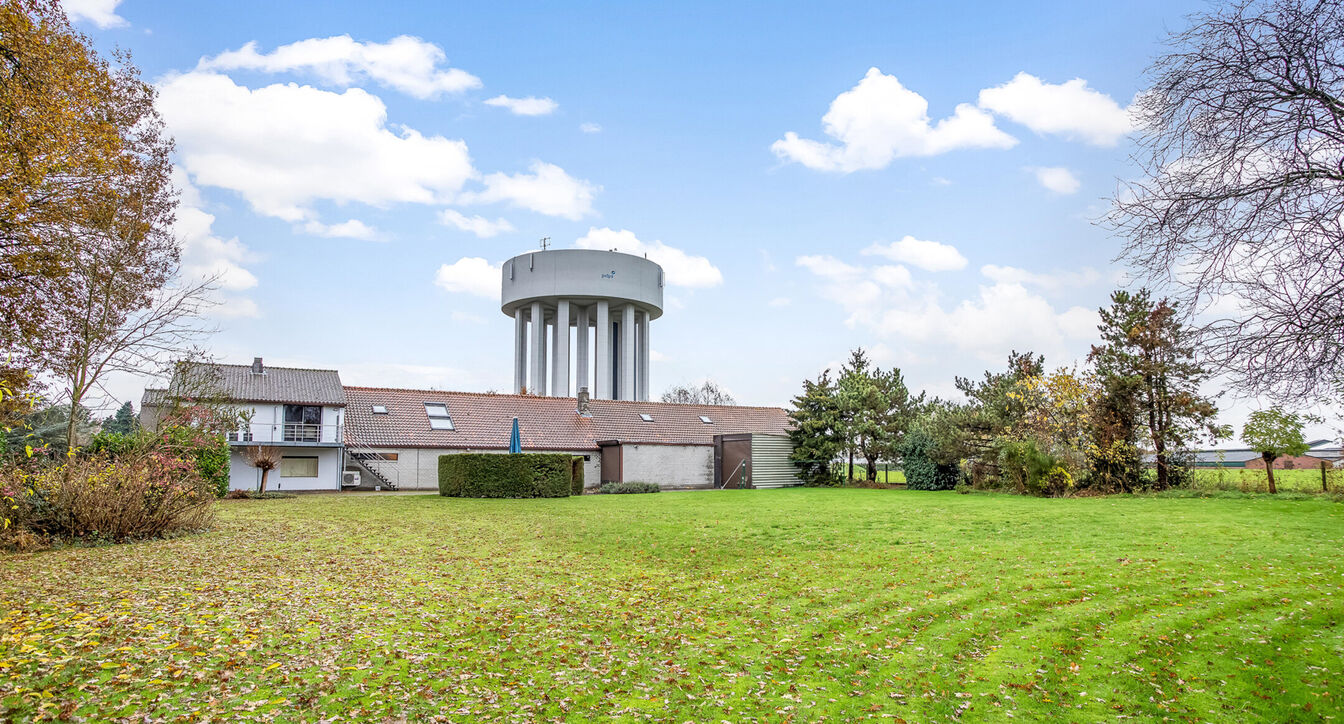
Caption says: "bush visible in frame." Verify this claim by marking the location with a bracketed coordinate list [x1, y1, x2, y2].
[998, 439, 1077, 497]
[571, 457, 585, 495]
[438, 453, 576, 498]
[222, 490, 296, 500]
[1, 453, 216, 548]
[86, 425, 231, 498]
[899, 429, 960, 491]
[599, 481, 660, 494]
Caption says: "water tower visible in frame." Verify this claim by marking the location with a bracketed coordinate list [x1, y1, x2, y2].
[501, 248, 664, 400]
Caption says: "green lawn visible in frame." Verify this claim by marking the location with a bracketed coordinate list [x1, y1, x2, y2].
[2, 490, 1341, 721]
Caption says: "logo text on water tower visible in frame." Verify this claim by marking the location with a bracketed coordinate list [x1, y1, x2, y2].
[601, 270, 617, 279]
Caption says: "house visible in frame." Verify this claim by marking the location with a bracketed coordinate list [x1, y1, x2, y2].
[142, 358, 347, 491]
[143, 358, 800, 492]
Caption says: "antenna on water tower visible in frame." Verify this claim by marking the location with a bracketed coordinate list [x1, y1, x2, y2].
[539, 236, 551, 251]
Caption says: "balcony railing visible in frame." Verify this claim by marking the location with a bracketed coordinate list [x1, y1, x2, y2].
[227, 422, 343, 445]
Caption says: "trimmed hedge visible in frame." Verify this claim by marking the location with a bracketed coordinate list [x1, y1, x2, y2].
[438, 453, 577, 498]
[599, 481, 660, 495]
[571, 457, 585, 495]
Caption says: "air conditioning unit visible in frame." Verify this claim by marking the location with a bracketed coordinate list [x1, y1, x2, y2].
[342, 471, 360, 487]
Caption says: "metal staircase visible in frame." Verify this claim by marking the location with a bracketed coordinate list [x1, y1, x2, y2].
[343, 428, 399, 491]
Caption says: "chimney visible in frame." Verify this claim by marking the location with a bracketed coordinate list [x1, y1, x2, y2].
[251, 357, 264, 374]
[576, 387, 591, 416]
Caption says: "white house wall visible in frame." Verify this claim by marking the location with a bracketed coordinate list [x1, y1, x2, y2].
[619, 444, 714, 489]
[353, 448, 602, 491]
[228, 447, 341, 491]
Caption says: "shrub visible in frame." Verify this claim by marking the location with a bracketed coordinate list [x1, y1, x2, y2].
[85, 425, 231, 498]
[899, 429, 960, 491]
[223, 489, 297, 500]
[1, 453, 216, 547]
[599, 481, 660, 494]
[998, 439, 1076, 497]
[438, 453, 575, 498]
[571, 457, 585, 495]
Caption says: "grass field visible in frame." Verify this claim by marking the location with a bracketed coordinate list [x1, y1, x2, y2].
[2, 490, 1341, 721]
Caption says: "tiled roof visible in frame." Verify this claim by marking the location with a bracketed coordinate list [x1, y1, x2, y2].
[168, 363, 345, 406]
[342, 387, 791, 450]
[141, 388, 167, 408]
[587, 398, 791, 445]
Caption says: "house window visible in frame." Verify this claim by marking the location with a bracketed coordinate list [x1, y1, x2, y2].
[281, 456, 318, 477]
[699, 415, 713, 424]
[424, 402, 454, 430]
[371, 405, 388, 415]
[283, 404, 322, 442]
[639, 413, 654, 422]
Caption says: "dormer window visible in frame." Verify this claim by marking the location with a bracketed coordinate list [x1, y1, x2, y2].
[639, 413, 654, 422]
[425, 402, 454, 430]
[699, 415, 713, 424]
[371, 405, 388, 415]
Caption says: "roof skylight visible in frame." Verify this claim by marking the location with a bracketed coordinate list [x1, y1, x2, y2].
[699, 415, 713, 424]
[639, 413, 654, 422]
[371, 405, 388, 414]
[424, 402, 454, 430]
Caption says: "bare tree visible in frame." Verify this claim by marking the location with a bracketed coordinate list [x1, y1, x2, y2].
[241, 445, 282, 494]
[661, 380, 737, 406]
[1110, 0, 1344, 405]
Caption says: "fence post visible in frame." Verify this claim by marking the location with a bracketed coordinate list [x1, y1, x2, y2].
[1323, 460, 1330, 493]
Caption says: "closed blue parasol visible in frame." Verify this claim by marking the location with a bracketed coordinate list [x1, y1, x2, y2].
[509, 417, 522, 454]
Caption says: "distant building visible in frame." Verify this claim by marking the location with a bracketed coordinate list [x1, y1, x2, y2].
[1187, 439, 1342, 469]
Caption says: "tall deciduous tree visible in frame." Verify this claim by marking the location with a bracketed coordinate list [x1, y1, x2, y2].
[787, 369, 844, 486]
[1242, 407, 1316, 493]
[660, 380, 736, 406]
[1091, 290, 1225, 489]
[1111, 0, 1344, 404]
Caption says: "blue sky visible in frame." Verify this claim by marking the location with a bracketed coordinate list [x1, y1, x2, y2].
[67, 0, 1335, 442]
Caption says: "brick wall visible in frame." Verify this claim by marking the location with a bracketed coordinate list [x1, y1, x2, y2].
[1244, 454, 1333, 470]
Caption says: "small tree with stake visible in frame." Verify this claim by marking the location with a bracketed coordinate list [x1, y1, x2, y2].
[1242, 408, 1317, 494]
[241, 445, 282, 494]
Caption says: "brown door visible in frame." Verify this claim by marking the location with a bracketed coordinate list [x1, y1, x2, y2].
[600, 444, 622, 483]
[720, 438, 750, 488]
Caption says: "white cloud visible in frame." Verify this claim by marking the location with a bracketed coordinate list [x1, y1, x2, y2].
[213, 297, 261, 319]
[768, 297, 791, 307]
[62, 0, 126, 28]
[301, 219, 384, 241]
[450, 310, 485, 324]
[981, 264, 1103, 293]
[861, 236, 968, 272]
[772, 67, 1017, 172]
[796, 254, 915, 328]
[198, 35, 481, 99]
[460, 161, 598, 220]
[434, 257, 500, 298]
[580, 122, 602, 134]
[170, 168, 258, 293]
[483, 95, 558, 116]
[1029, 166, 1081, 194]
[978, 73, 1132, 146]
[798, 255, 1098, 362]
[437, 209, 515, 238]
[575, 228, 722, 288]
[157, 72, 476, 222]
[885, 283, 1097, 362]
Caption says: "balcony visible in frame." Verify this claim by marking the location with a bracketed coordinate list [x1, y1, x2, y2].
[227, 422, 344, 447]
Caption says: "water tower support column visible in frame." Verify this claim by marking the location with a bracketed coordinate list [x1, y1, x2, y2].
[529, 301, 544, 396]
[621, 304, 636, 401]
[638, 310, 649, 402]
[553, 300, 570, 397]
[595, 301, 610, 399]
[514, 309, 527, 394]
[575, 304, 589, 396]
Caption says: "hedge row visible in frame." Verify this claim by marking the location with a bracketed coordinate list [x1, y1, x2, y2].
[438, 453, 582, 498]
